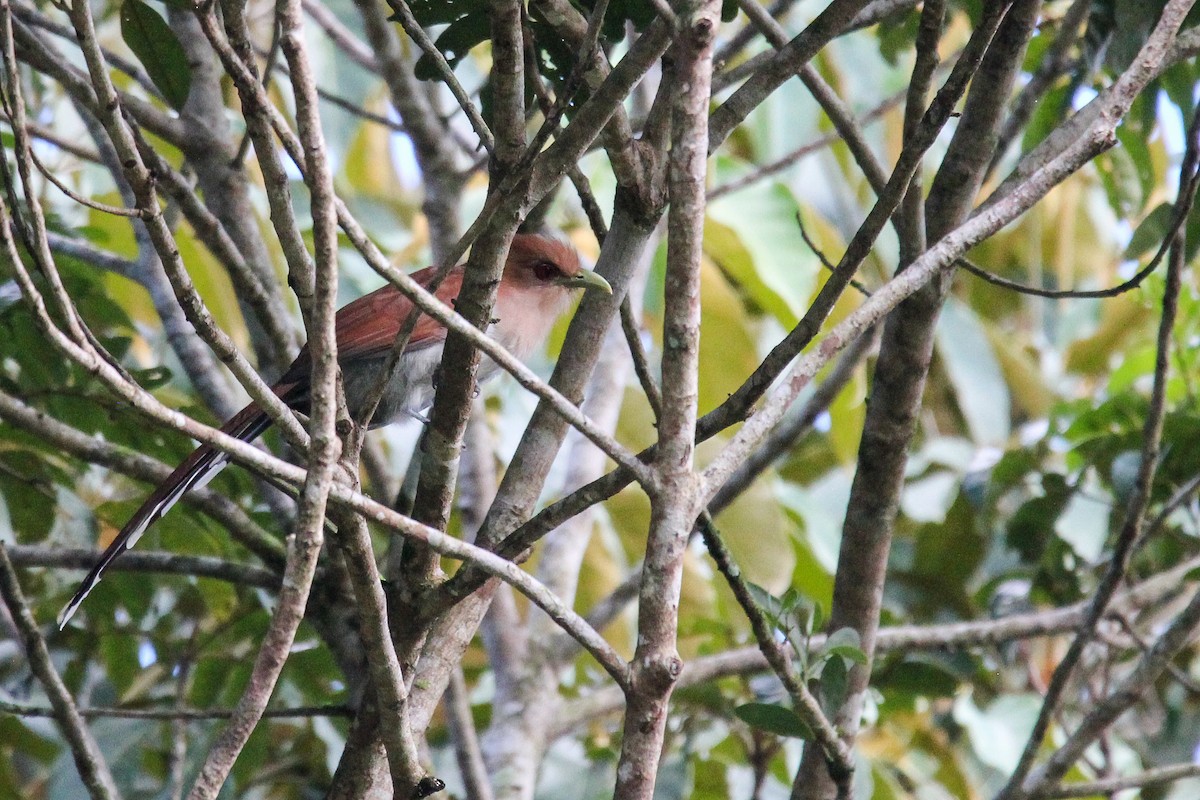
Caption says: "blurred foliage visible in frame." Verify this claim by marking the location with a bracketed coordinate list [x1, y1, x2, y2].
[3, 1, 1200, 799]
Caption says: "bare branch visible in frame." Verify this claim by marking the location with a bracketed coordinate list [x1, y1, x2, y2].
[612, 5, 718, 799]
[551, 551, 1200, 735]
[0, 544, 121, 800]
[0, 697, 354, 721]
[708, 0, 869, 152]
[444, 668, 494, 800]
[331, 510, 425, 790]
[185, 0, 344, 790]
[1000, 26, 1200, 792]
[384, 0, 494, 155]
[302, 0, 378, 71]
[1033, 763, 1200, 799]
[6, 545, 278, 589]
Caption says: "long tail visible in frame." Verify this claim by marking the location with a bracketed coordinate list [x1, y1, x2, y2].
[57, 403, 275, 629]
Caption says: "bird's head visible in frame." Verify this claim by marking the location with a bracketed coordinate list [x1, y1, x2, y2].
[492, 233, 612, 355]
[503, 234, 612, 304]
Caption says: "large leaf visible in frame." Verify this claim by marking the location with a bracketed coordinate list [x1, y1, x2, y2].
[413, 11, 490, 80]
[734, 703, 812, 739]
[953, 693, 1041, 774]
[119, 0, 192, 110]
[936, 299, 1011, 444]
[706, 183, 817, 328]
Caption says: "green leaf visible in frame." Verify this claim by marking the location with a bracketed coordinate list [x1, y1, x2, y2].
[405, 0, 472, 27]
[1122, 202, 1173, 260]
[1095, 144, 1143, 217]
[876, 10, 920, 65]
[822, 627, 867, 665]
[414, 12, 490, 80]
[746, 581, 786, 629]
[119, 0, 192, 110]
[132, 365, 173, 390]
[1160, 59, 1197, 122]
[819, 651, 849, 713]
[879, 654, 968, 699]
[1006, 474, 1071, 562]
[807, 601, 824, 637]
[1022, 83, 1070, 155]
[706, 184, 817, 328]
[734, 702, 812, 739]
[935, 299, 1011, 444]
[1054, 488, 1112, 563]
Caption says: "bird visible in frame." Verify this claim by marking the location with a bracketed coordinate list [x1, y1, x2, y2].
[57, 234, 611, 629]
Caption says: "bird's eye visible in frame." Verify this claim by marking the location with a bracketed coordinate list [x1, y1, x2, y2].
[533, 260, 560, 281]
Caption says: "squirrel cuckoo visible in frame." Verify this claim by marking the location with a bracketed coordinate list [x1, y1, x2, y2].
[58, 234, 610, 628]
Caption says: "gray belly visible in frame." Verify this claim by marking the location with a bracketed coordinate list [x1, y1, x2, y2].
[339, 340, 511, 429]
[342, 345, 442, 428]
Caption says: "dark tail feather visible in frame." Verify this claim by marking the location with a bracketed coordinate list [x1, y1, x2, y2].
[57, 404, 274, 629]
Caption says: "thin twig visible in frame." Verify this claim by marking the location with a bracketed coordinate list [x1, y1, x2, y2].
[384, 0, 494, 153]
[549, 550, 1200, 736]
[0, 120, 101, 162]
[23, 145, 145, 217]
[998, 51, 1200, 797]
[0, 544, 121, 800]
[301, 0, 378, 71]
[6, 545, 279, 589]
[1033, 762, 1200, 799]
[1024, 584, 1200, 794]
[698, 514, 854, 788]
[0, 697, 355, 720]
[957, 252, 1166, 299]
[796, 212, 872, 297]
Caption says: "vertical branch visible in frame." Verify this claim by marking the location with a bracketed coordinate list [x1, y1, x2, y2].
[354, 0, 464, 261]
[399, 12, 678, 743]
[895, 0, 944, 262]
[167, 634, 196, 800]
[186, 0, 343, 792]
[403, 0, 527, 593]
[201, 0, 316, 311]
[0, 546, 121, 800]
[986, 0, 1091, 180]
[477, 306, 636, 800]
[166, 8, 299, 375]
[785, 3, 1039, 797]
[445, 668, 495, 800]
[460, 407, 524, 695]
[612, 4, 717, 800]
[332, 509, 426, 793]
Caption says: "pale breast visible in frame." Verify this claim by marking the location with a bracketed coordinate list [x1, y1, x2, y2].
[342, 343, 444, 428]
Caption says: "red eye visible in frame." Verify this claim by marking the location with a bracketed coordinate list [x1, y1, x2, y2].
[533, 260, 559, 281]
